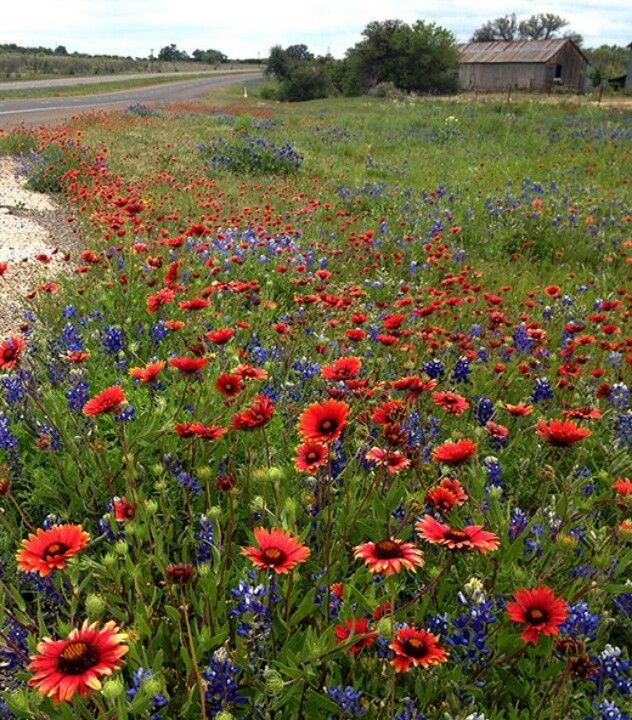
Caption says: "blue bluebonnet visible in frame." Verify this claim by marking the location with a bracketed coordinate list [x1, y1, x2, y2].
[532, 377, 553, 403]
[613, 592, 632, 619]
[102, 326, 125, 355]
[0, 618, 29, 672]
[614, 411, 632, 448]
[560, 602, 600, 640]
[589, 699, 629, 720]
[0, 415, 18, 450]
[61, 322, 84, 352]
[609, 383, 629, 410]
[203, 649, 244, 718]
[194, 515, 215, 564]
[115, 406, 136, 423]
[394, 698, 429, 720]
[126, 668, 168, 719]
[475, 397, 494, 426]
[483, 457, 503, 489]
[65, 381, 90, 413]
[2, 370, 29, 405]
[0, 699, 12, 720]
[591, 645, 632, 696]
[150, 320, 169, 344]
[444, 598, 497, 670]
[422, 359, 444, 379]
[229, 577, 272, 636]
[452, 357, 471, 384]
[325, 686, 365, 716]
[176, 471, 202, 496]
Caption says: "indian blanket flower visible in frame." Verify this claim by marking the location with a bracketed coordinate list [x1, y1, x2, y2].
[535, 419, 591, 446]
[0, 336, 26, 371]
[82, 386, 126, 416]
[432, 391, 470, 415]
[365, 447, 410, 474]
[432, 438, 477, 465]
[128, 360, 165, 384]
[231, 394, 275, 431]
[334, 618, 377, 654]
[215, 372, 244, 398]
[506, 586, 568, 645]
[353, 538, 424, 575]
[169, 356, 208, 376]
[17, 524, 90, 576]
[416, 516, 499, 554]
[241, 527, 310, 574]
[298, 399, 349, 443]
[27, 620, 128, 704]
[390, 627, 448, 672]
[294, 440, 328, 473]
[321, 356, 362, 381]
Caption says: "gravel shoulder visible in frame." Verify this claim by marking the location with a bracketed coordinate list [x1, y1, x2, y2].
[0, 157, 82, 334]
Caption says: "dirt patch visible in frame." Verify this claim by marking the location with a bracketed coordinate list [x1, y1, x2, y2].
[0, 157, 82, 335]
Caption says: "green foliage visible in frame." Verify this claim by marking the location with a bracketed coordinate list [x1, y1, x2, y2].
[200, 135, 303, 175]
[0, 131, 38, 157]
[471, 13, 582, 45]
[347, 19, 459, 93]
[584, 45, 630, 79]
[22, 143, 81, 193]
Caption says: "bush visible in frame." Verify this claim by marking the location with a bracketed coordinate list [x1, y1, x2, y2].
[277, 64, 329, 102]
[367, 81, 406, 99]
[201, 136, 303, 175]
[20, 143, 81, 193]
[0, 131, 38, 157]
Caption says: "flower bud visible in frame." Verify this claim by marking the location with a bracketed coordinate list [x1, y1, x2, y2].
[197, 465, 213, 481]
[208, 505, 222, 520]
[85, 593, 106, 618]
[114, 540, 128, 556]
[250, 495, 265, 512]
[263, 668, 284, 695]
[143, 676, 163, 697]
[376, 617, 393, 638]
[101, 677, 125, 699]
[145, 499, 159, 514]
[215, 712, 235, 720]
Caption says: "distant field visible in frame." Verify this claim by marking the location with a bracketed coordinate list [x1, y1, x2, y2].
[0, 51, 261, 81]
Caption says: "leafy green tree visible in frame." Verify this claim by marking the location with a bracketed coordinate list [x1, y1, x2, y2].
[157, 44, 189, 62]
[518, 13, 568, 40]
[53, 45, 68, 55]
[348, 19, 458, 93]
[471, 14, 517, 41]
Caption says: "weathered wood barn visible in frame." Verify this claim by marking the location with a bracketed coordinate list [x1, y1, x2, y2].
[457, 38, 588, 92]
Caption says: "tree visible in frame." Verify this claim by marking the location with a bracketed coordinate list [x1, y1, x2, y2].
[284, 45, 313, 61]
[54, 45, 68, 55]
[157, 44, 189, 62]
[347, 19, 458, 92]
[471, 13, 580, 44]
[518, 13, 568, 40]
[471, 14, 517, 42]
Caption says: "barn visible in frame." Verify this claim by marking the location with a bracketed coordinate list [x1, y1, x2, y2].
[457, 38, 589, 92]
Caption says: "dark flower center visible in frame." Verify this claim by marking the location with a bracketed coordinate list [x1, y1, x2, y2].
[319, 418, 336, 433]
[43, 542, 69, 560]
[306, 451, 319, 462]
[58, 641, 99, 675]
[403, 637, 428, 659]
[525, 607, 547, 624]
[374, 540, 402, 559]
[261, 547, 284, 564]
[443, 529, 469, 544]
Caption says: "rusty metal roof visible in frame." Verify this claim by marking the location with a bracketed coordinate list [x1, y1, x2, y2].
[457, 39, 577, 64]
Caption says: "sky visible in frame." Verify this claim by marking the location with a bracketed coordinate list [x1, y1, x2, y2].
[1, 0, 630, 58]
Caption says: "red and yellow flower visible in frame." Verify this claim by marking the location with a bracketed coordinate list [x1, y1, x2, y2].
[390, 627, 448, 672]
[16, 524, 90, 577]
[242, 527, 310, 574]
[353, 538, 424, 575]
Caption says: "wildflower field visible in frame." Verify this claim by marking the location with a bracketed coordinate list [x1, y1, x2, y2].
[0, 91, 630, 720]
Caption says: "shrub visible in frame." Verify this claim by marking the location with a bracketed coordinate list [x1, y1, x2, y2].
[20, 143, 81, 193]
[367, 81, 406, 99]
[201, 136, 303, 175]
[0, 131, 38, 157]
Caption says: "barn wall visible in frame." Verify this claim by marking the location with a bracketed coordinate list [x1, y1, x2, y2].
[459, 63, 546, 90]
[548, 44, 587, 91]
[625, 48, 632, 92]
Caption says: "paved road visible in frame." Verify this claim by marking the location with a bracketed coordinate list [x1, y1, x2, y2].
[0, 72, 263, 129]
[0, 69, 259, 92]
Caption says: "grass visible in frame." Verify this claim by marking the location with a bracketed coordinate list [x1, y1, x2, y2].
[0, 86, 630, 719]
[0, 68, 261, 100]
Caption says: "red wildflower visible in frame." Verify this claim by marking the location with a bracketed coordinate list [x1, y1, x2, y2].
[169, 356, 208, 375]
[321, 356, 362, 381]
[353, 538, 424, 575]
[298, 399, 349, 443]
[146, 288, 174, 313]
[613, 477, 632, 497]
[82, 386, 126, 416]
[0, 336, 26, 371]
[334, 618, 377, 654]
[231, 395, 275, 431]
[206, 327, 235, 345]
[416, 515, 499, 554]
[179, 298, 210, 312]
[504, 402, 534, 417]
[506, 586, 568, 645]
[425, 486, 460, 513]
[535, 419, 591, 446]
[294, 441, 328, 473]
[432, 438, 477, 465]
[112, 497, 135, 522]
[372, 400, 405, 425]
[365, 447, 410, 474]
[241, 527, 310, 574]
[390, 627, 448, 672]
[215, 373, 244, 398]
[432, 391, 470, 415]
[233, 363, 268, 381]
[27, 620, 128, 704]
[128, 360, 165, 384]
[16, 524, 90, 577]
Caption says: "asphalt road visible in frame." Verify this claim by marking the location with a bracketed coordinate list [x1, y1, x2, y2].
[0, 68, 256, 92]
[0, 72, 263, 129]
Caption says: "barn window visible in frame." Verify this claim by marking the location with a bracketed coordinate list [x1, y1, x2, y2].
[554, 64, 562, 79]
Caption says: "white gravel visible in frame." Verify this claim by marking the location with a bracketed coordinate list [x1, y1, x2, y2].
[0, 157, 81, 334]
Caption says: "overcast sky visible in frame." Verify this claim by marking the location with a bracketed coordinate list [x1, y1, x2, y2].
[2, 0, 630, 58]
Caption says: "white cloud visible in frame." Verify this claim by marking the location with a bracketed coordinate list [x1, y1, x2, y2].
[1, 0, 629, 58]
